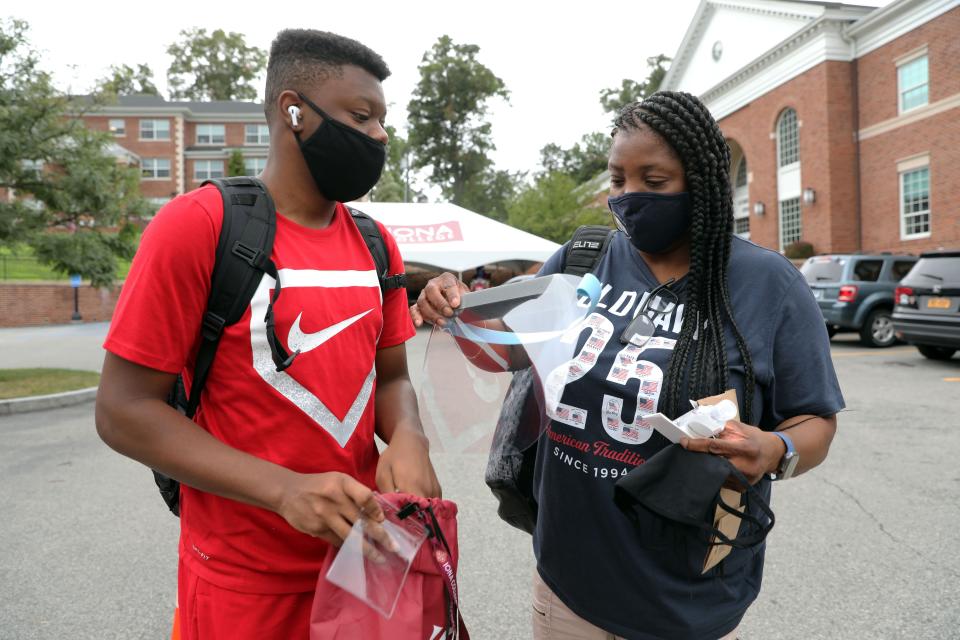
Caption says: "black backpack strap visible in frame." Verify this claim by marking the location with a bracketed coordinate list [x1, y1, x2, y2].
[347, 207, 407, 291]
[562, 225, 615, 276]
[186, 176, 278, 417]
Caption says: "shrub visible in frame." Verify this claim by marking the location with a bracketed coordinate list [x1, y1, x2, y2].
[784, 241, 814, 260]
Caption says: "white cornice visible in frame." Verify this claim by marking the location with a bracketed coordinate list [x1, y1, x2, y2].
[662, 0, 713, 91]
[86, 106, 265, 123]
[845, 0, 957, 57]
[662, 0, 839, 91]
[184, 147, 270, 159]
[89, 107, 189, 117]
[187, 114, 267, 123]
[859, 92, 960, 140]
[711, 0, 825, 21]
[701, 17, 857, 119]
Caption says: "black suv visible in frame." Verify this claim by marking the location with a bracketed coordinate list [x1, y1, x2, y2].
[892, 251, 960, 360]
[801, 253, 918, 347]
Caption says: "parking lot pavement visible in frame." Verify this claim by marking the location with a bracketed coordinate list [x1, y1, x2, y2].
[0, 322, 110, 372]
[1, 327, 958, 639]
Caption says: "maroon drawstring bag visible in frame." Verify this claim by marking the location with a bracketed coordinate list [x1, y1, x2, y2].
[310, 493, 470, 640]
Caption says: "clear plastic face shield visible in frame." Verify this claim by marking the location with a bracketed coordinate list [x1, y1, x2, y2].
[418, 273, 602, 454]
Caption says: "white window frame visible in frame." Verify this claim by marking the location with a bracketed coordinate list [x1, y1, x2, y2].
[108, 119, 125, 137]
[196, 124, 226, 145]
[140, 119, 170, 141]
[21, 159, 44, 178]
[776, 108, 800, 168]
[244, 124, 269, 145]
[141, 158, 171, 180]
[193, 159, 224, 181]
[243, 157, 267, 176]
[733, 156, 750, 239]
[779, 197, 802, 251]
[897, 49, 929, 114]
[899, 159, 931, 240]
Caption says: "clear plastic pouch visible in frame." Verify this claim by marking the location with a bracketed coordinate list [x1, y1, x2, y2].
[419, 273, 602, 454]
[324, 494, 429, 619]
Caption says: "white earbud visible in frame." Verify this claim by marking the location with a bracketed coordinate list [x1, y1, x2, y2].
[287, 105, 301, 127]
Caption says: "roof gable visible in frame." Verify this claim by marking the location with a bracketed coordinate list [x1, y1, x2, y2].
[662, 0, 865, 95]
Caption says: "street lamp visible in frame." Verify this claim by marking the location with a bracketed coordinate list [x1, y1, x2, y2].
[70, 274, 82, 321]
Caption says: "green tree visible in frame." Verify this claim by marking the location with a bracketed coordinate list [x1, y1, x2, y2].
[96, 63, 159, 97]
[407, 36, 509, 209]
[599, 54, 671, 117]
[371, 124, 413, 202]
[0, 19, 148, 287]
[460, 168, 520, 222]
[539, 131, 610, 184]
[227, 150, 246, 177]
[166, 28, 267, 101]
[507, 172, 610, 243]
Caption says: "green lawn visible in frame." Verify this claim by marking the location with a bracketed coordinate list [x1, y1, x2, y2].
[0, 246, 132, 282]
[0, 368, 101, 399]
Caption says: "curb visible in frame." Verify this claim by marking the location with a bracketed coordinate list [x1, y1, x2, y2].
[0, 386, 98, 416]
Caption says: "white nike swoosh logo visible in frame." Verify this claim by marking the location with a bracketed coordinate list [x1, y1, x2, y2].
[287, 309, 373, 355]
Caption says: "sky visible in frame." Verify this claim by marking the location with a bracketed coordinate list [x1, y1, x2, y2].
[9, 0, 704, 176]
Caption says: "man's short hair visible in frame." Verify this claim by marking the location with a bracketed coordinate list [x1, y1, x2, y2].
[264, 30, 390, 119]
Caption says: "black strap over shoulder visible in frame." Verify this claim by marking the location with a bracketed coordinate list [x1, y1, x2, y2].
[155, 177, 278, 517]
[156, 189, 407, 517]
[563, 225, 615, 276]
[348, 206, 407, 290]
[188, 176, 278, 417]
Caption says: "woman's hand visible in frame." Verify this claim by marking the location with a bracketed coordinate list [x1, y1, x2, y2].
[410, 272, 469, 328]
[680, 420, 785, 487]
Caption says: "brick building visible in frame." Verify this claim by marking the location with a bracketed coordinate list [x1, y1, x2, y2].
[81, 94, 268, 208]
[661, 0, 958, 254]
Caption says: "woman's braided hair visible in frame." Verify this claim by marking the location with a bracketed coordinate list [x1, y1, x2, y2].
[612, 91, 755, 423]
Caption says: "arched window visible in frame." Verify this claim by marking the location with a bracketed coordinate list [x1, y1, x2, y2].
[735, 157, 748, 188]
[777, 108, 799, 167]
[733, 156, 750, 237]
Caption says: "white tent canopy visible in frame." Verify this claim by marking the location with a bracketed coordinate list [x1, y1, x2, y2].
[348, 202, 560, 273]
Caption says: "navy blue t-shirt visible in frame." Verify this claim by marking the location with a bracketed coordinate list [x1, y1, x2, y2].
[532, 233, 844, 640]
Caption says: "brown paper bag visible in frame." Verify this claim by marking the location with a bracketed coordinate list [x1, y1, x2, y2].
[694, 390, 746, 574]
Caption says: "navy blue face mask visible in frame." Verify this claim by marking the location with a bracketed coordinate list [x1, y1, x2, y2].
[607, 192, 693, 254]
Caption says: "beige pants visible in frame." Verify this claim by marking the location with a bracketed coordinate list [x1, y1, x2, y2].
[532, 571, 739, 640]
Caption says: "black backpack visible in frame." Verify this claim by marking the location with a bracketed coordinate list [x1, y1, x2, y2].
[154, 176, 406, 516]
[483, 224, 614, 534]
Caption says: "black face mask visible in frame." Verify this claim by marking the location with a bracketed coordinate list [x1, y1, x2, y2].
[295, 92, 386, 203]
[613, 444, 775, 550]
[607, 191, 692, 254]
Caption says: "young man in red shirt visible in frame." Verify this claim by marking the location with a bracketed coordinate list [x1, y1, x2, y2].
[95, 30, 440, 638]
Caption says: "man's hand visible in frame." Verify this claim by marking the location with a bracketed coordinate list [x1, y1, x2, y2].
[680, 420, 784, 487]
[376, 429, 442, 498]
[410, 272, 469, 328]
[276, 471, 385, 547]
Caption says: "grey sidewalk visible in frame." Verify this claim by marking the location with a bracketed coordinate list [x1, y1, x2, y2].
[0, 322, 110, 372]
[0, 322, 433, 379]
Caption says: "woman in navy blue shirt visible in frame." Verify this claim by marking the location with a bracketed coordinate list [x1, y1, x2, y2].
[412, 91, 843, 640]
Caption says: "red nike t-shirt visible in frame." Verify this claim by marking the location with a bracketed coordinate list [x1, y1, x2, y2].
[104, 184, 415, 593]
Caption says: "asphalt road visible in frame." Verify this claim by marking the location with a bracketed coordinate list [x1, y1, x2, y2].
[1, 325, 959, 639]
